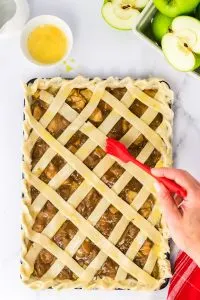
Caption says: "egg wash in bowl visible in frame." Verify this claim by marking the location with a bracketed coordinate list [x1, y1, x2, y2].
[27, 24, 67, 64]
[21, 15, 73, 66]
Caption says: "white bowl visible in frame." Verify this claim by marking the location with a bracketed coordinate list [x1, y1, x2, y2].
[20, 15, 73, 66]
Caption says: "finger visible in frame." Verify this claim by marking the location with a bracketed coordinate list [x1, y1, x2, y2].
[179, 198, 194, 209]
[174, 195, 185, 216]
[152, 168, 199, 191]
[154, 181, 182, 224]
[174, 194, 183, 206]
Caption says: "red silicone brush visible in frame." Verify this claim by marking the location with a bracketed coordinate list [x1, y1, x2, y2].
[106, 138, 187, 198]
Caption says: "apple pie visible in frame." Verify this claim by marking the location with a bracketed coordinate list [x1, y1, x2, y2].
[21, 76, 173, 290]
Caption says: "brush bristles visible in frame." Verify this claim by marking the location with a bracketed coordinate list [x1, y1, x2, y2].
[106, 138, 130, 163]
[106, 145, 115, 154]
[106, 138, 127, 151]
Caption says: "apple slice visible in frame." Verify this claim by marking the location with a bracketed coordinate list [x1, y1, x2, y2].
[102, 0, 148, 30]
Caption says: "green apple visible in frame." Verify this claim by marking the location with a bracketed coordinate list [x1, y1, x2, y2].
[101, 0, 148, 30]
[195, 3, 200, 20]
[161, 16, 200, 71]
[152, 12, 173, 42]
[153, 0, 200, 18]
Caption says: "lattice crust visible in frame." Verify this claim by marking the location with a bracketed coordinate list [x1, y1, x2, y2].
[21, 76, 174, 290]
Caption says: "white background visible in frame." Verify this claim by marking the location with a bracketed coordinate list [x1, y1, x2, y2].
[0, 1, 200, 300]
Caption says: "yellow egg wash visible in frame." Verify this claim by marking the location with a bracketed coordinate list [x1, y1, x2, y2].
[27, 24, 68, 64]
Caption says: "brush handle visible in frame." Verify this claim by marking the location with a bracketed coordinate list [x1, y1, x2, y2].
[156, 176, 187, 198]
[128, 155, 187, 198]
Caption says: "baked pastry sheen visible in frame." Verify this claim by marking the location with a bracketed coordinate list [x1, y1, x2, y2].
[21, 76, 174, 290]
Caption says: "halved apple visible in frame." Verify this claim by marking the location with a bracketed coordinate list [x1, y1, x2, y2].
[172, 16, 200, 53]
[161, 16, 200, 71]
[134, 0, 149, 9]
[102, 0, 148, 30]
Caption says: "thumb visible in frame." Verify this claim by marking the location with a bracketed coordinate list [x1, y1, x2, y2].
[154, 181, 182, 224]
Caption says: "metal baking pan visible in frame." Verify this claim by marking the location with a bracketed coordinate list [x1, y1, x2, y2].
[133, 0, 200, 80]
[23, 77, 171, 290]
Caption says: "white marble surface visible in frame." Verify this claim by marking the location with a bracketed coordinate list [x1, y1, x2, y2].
[0, 0, 200, 299]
